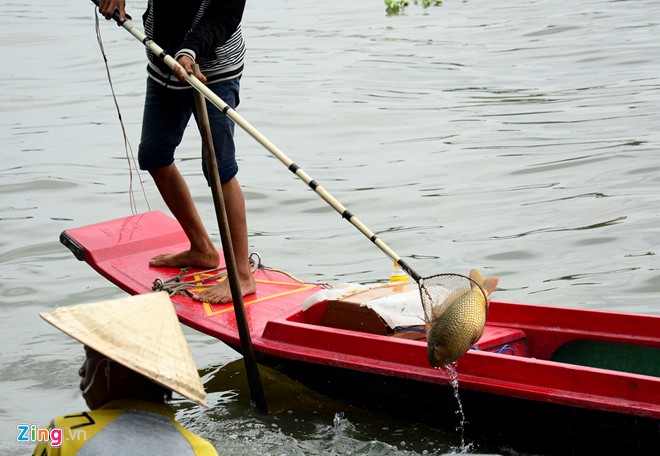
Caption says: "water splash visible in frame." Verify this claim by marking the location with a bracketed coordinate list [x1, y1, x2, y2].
[444, 363, 474, 454]
[332, 411, 355, 435]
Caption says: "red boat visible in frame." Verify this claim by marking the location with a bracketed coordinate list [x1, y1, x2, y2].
[60, 211, 660, 453]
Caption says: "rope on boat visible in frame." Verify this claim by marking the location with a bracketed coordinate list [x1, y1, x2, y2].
[495, 344, 515, 355]
[94, 9, 150, 214]
[151, 253, 258, 296]
[393, 326, 427, 334]
[150, 253, 329, 297]
[470, 343, 515, 355]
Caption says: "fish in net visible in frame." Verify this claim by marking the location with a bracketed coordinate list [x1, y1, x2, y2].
[420, 269, 498, 366]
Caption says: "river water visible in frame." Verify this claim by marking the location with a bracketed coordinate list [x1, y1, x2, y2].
[1, 0, 659, 454]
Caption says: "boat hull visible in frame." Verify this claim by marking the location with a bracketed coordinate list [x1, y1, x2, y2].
[60, 211, 660, 451]
[255, 352, 659, 454]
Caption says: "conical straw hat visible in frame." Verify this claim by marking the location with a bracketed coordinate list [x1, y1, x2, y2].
[40, 292, 208, 407]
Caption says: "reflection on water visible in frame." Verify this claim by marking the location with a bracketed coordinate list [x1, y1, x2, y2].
[1, 0, 659, 454]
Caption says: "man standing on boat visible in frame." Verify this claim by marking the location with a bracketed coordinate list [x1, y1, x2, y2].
[98, 0, 256, 304]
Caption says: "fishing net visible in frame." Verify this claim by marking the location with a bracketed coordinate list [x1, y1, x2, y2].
[419, 273, 488, 325]
[420, 273, 491, 366]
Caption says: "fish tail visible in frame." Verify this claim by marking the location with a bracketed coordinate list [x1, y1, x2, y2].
[482, 277, 499, 296]
[468, 269, 498, 296]
[469, 268, 484, 285]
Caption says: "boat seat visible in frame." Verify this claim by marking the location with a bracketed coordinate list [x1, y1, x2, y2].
[473, 325, 529, 357]
[318, 298, 529, 356]
[319, 299, 393, 335]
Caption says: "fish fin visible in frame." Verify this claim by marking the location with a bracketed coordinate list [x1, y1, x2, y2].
[481, 277, 499, 297]
[430, 285, 470, 320]
[469, 268, 484, 286]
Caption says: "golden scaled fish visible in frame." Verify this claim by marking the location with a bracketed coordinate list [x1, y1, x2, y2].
[426, 269, 499, 367]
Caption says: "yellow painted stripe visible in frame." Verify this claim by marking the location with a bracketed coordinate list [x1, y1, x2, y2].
[202, 284, 318, 317]
[187, 273, 319, 317]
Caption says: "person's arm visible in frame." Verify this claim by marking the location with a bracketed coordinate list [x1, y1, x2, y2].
[173, 0, 245, 83]
[98, 0, 127, 22]
[180, 0, 246, 62]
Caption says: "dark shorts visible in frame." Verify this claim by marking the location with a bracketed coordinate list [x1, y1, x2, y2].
[138, 76, 241, 184]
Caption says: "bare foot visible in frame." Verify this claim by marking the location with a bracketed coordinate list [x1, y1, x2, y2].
[149, 249, 220, 269]
[193, 274, 257, 304]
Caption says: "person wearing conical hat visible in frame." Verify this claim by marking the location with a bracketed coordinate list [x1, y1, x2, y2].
[33, 292, 218, 455]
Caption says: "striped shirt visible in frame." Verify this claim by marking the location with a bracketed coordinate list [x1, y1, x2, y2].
[143, 0, 246, 88]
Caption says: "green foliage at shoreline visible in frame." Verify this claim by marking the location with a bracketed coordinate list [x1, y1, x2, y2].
[384, 0, 443, 15]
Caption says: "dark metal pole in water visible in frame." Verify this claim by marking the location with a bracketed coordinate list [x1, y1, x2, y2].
[192, 65, 268, 414]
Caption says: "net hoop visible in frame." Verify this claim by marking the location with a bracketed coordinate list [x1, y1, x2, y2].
[418, 273, 488, 325]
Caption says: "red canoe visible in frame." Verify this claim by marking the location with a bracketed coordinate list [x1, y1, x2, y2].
[60, 211, 660, 450]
